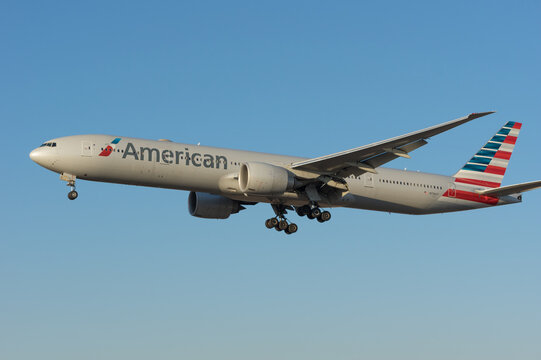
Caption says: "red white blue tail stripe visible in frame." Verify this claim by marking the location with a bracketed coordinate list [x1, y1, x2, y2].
[453, 122, 521, 188]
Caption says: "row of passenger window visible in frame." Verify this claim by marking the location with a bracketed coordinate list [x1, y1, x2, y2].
[40, 142, 57, 147]
[379, 178, 443, 190]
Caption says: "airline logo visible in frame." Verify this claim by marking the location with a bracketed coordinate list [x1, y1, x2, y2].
[454, 121, 522, 188]
[99, 138, 122, 157]
[445, 121, 522, 205]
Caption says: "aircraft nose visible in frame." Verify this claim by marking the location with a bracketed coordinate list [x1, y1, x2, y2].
[30, 148, 40, 162]
[29, 147, 48, 166]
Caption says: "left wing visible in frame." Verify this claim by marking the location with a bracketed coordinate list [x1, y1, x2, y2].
[290, 112, 495, 179]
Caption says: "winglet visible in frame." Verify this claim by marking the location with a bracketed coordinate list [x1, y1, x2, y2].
[468, 111, 496, 120]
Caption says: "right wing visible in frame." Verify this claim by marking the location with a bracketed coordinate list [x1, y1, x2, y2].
[290, 112, 495, 179]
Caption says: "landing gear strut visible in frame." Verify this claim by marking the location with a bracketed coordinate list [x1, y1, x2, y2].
[67, 180, 78, 200]
[264, 204, 298, 235]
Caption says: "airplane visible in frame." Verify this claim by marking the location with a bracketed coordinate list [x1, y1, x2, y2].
[29, 112, 541, 234]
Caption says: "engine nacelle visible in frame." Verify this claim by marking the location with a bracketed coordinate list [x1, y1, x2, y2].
[239, 162, 295, 195]
[188, 192, 243, 219]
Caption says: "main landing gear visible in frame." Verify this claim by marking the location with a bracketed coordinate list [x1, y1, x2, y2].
[265, 204, 298, 235]
[295, 205, 331, 223]
[264, 204, 331, 234]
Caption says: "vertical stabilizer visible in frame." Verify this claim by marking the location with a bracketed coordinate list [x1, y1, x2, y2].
[453, 122, 522, 188]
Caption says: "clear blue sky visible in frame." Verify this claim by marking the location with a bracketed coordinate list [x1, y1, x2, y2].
[1, 1, 540, 359]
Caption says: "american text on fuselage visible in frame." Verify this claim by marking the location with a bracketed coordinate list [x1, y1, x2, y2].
[122, 142, 229, 169]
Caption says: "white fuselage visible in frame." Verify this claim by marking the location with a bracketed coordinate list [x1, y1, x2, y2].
[29, 135, 520, 214]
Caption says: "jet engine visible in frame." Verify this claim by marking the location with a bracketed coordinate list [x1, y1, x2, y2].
[239, 162, 295, 195]
[188, 192, 244, 219]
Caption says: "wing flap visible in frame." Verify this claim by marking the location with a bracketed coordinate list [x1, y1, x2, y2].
[336, 139, 428, 178]
[475, 180, 541, 196]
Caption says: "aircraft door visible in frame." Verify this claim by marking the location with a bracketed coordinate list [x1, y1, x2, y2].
[448, 183, 456, 197]
[364, 173, 374, 188]
[81, 141, 93, 156]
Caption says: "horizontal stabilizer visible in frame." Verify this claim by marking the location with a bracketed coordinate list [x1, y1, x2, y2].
[476, 180, 541, 197]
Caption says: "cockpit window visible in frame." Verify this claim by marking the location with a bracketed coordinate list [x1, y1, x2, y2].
[40, 142, 57, 147]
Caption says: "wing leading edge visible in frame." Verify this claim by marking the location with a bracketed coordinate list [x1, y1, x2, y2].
[290, 112, 495, 178]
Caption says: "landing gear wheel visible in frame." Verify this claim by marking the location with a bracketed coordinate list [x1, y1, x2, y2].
[296, 205, 311, 217]
[320, 211, 331, 222]
[265, 219, 274, 229]
[67, 190, 78, 200]
[278, 219, 288, 231]
[286, 223, 298, 234]
[310, 208, 321, 218]
[270, 218, 279, 227]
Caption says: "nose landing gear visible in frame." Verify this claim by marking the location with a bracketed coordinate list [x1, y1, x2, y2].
[67, 180, 78, 200]
[61, 173, 78, 200]
[68, 188, 78, 200]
